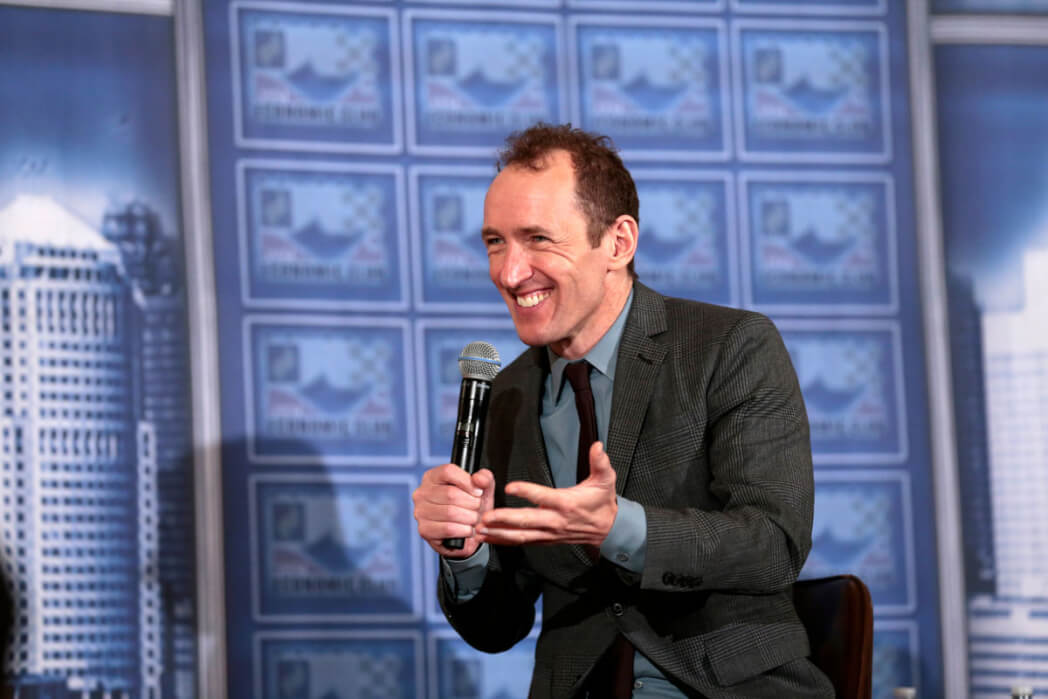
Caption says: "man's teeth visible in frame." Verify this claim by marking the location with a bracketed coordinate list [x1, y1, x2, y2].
[516, 291, 550, 308]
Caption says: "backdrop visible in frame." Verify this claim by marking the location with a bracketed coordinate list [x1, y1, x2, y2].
[200, 1, 939, 698]
[1, 0, 1047, 698]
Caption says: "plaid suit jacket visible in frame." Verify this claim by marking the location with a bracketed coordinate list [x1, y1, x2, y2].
[439, 282, 830, 698]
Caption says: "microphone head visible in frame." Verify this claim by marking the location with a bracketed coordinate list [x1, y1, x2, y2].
[458, 341, 501, 382]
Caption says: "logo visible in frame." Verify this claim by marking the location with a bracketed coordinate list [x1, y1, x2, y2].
[871, 629, 915, 697]
[272, 502, 305, 542]
[746, 177, 893, 308]
[234, 6, 398, 149]
[782, 327, 902, 459]
[436, 635, 536, 699]
[803, 477, 910, 608]
[250, 322, 410, 462]
[243, 165, 402, 305]
[577, 23, 723, 152]
[410, 14, 560, 150]
[275, 659, 309, 699]
[417, 172, 501, 306]
[257, 480, 415, 618]
[262, 635, 418, 698]
[738, 23, 886, 158]
[634, 177, 730, 303]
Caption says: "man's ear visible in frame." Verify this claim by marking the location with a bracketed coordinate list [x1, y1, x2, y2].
[606, 214, 638, 272]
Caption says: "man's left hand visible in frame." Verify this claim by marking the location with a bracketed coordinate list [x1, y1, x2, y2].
[477, 441, 618, 547]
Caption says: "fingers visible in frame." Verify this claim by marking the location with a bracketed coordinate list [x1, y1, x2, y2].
[423, 463, 483, 497]
[481, 505, 562, 533]
[504, 480, 559, 508]
[413, 464, 487, 551]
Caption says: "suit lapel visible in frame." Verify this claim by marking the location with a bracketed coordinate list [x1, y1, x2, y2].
[607, 283, 667, 494]
[514, 348, 555, 489]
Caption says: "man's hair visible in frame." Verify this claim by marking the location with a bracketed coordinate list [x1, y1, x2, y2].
[497, 123, 638, 278]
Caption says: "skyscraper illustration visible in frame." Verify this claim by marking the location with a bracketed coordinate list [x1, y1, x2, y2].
[982, 249, 1048, 601]
[0, 195, 160, 697]
[965, 249, 1048, 696]
[102, 201, 196, 699]
[948, 273, 995, 598]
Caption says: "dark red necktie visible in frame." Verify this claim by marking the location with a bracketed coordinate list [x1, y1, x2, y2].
[563, 361, 635, 699]
[563, 361, 598, 483]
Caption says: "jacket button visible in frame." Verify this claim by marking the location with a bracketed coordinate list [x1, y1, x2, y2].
[662, 572, 675, 585]
[611, 602, 624, 616]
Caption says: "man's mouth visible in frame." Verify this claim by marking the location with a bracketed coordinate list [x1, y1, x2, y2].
[515, 291, 551, 308]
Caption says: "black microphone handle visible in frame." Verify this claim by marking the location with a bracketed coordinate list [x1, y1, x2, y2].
[443, 377, 492, 550]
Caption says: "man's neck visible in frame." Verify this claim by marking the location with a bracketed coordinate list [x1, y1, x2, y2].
[550, 279, 634, 361]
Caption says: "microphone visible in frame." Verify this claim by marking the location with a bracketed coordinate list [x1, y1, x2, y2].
[443, 341, 501, 550]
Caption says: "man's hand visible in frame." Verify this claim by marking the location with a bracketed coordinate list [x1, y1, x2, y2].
[413, 464, 495, 558]
[478, 441, 618, 547]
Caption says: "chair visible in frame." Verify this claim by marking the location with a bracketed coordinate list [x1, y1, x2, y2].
[792, 574, 874, 699]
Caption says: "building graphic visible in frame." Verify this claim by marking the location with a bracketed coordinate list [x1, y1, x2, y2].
[947, 273, 995, 599]
[102, 202, 196, 699]
[964, 249, 1048, 697]
[0, 194, 173, 698]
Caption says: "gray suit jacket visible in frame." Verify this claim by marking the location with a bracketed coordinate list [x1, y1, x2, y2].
[439, 283, 826, 698]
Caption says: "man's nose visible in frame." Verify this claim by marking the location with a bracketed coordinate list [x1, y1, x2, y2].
[496, 243, 531, 288]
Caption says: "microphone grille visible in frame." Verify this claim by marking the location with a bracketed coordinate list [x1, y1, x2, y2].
[458, 341, 501, 381]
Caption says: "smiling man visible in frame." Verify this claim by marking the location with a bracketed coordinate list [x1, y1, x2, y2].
[412, 124, 832, 698]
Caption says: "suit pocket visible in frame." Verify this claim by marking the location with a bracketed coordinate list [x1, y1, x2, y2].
[702, 620, 810, 686]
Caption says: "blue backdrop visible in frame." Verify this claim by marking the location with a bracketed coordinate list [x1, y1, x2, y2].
[200, 1, 941, 698]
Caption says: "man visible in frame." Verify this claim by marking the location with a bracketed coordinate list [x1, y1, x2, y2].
[412, 123, 833, 698]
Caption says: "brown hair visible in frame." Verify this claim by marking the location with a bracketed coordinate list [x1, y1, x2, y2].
[497, 123, 638, 278]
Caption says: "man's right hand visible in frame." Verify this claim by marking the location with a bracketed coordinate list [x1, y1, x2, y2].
[413, 464, 495, 558]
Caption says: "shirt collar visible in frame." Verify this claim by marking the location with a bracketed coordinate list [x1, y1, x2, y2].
[548, 288, 634, 400]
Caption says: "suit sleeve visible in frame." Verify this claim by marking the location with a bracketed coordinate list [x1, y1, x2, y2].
[437, 531, 542, 654]
[639, 313, 814, 593]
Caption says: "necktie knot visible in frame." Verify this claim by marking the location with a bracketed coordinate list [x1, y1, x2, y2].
[564, 360, 592, 397]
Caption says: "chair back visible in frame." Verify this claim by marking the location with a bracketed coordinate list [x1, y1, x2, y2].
[792, 574, 873, 699]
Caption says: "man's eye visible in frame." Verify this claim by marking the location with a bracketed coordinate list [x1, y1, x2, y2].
[483, 237, 502, 247]
[531, 235, 550, 243]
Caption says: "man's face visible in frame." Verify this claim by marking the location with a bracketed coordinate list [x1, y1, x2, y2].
[482, 150, 617, 359]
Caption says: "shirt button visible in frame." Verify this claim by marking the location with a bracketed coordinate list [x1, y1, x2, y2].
[633, 680, 644, 690]
[616, 552, 629, 563]
[611, 602, 624, 616]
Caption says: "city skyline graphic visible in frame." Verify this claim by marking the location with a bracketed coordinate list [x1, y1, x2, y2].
[0, 193, 195, 698]
[0, 7, 194, 697]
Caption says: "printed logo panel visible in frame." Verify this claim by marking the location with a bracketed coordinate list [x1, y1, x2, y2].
[871, 624, 919, 699]
[406, 11, 562, 155]
[232, 4, 399, 151]
[633, 173, 734, 305]
[412, 169, 502, 310]
[573, 20, 727, 158]
[781, 323, 905, 462]
[418, 321, 527, 465]
[246, 319, 413, 464]
[253, 477, 419, 619]
[742, 174, 896, 312]
[258, 633, 420, 698]
[734, 21, 889, 161]
[239, 162, 405, 308]
[429, 632, 537, 699]
[802, 472, 914, 612]
[731, 0, 885, 14]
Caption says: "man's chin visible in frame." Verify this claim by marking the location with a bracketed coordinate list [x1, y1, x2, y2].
[508, 321, 551, 348]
